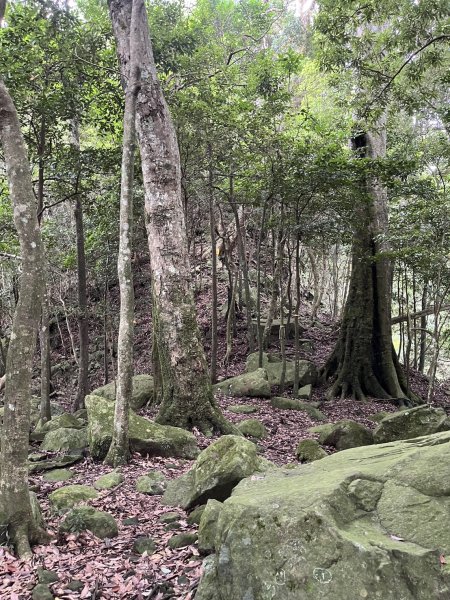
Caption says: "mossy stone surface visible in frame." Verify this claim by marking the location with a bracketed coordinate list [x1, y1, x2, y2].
[318, 420, 373, 450]
[213, 369, 271, 398]
[136, 471, 167, 495]
[49, 484, 98, 512]
[90, 374, 154, 410]
[85, 395, 198, 461]
[237, 419, 268, 440]
[195, 431, 450, 600]
[40, 427, 87, 452]
[228, 404, 259, 414]
[168, 532, 197, 549]
[245, 352, 317, 388]
[37, 413, 84, 433]
[66, 580, 84, 592]
[93, 471, 124, 490]
[32, 584, 54, 600]
[271, 397, 325, 420]
[42, 468, 74, 482]
[198, 500, 223, 554]
[60, 506, 118, 539]
[37, 568, 58, 584]
[187, 505, 206, 525]
[162, 435, 274, 510]
[374, 405, 450, 444]
[297, 384, 312, 400]
[158, 511, 180, 524]
[133, 536, 156, 554]
[295, 439, 327, 463]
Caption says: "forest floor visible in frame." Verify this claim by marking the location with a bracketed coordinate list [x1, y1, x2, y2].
[3, 263, 450, 599]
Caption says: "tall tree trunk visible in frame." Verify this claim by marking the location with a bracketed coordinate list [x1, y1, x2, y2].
[71, 121, 89, 411]
[208, 143, 218, 383]
[322, 117, 420, 404]
[105, 0, 140, 467]
[0, 78, 49, 557]
[108, 0, 234, 434]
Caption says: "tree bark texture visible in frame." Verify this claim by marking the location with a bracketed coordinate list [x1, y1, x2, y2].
[322, 116, 420, 404]
[105, 0, 140, 467]
[0, 79, 49, 556]
[71, 121, 89, 411]
[108, 0, 233, 433]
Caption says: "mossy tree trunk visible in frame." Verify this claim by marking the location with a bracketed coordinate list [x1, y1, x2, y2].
[322, 117, 420, 404]
[0, 78, 50, 557]
[108, 0, 234, 434]
[105, 0, 140, 467]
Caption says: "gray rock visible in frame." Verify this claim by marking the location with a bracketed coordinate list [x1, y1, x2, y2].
[162, 435, 274, 510]
[198, 500, 223, 554]
[136, 471, 167, 495]
[133, 536, 156, 554]
[374, 405, 450, 444]
[213, 369, 271, 398]
[295, 439, 327, 463]
[195, 431, 450, 600]
[85, 395, 198, 461]
[237, 419, 268, 440]
[90, 374, 154, 410]
[40, 428, 87, 452]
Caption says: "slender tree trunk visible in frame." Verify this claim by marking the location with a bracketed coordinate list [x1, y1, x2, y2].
[208, 144, 218, 383]
[71, 121, 89, 411]
[321, 117, 420, 404]
[419, 283, 428, 373]
[105, 0, 140, 467]
[108, 0, 234, 434]
[0, 78, 49, 557]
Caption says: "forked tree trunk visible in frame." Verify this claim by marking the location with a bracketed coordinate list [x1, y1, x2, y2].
[0, 79, 49, 557]
[322, 117, 420, 404]
[109, 0, 234, 434]
[105, 0, 140, 467]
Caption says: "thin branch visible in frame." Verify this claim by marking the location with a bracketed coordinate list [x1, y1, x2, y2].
[0, 251, 21, 260]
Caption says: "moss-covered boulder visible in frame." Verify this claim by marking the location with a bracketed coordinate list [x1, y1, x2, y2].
[297, 384, 312, 400]
[42, 468, 74, 482]
[136, 471, 167, 495]
[267, 360, 317, 388]
[313, 420, 373, 450]
[85, 395, 198, 460]
[198, 500, 223, 554]
[295, 439, 327, 463]
[133, 536, 156, 554]
[59, 506, 118, 539]
[37, 413, 84, 433]
[40, 427, 88, 452]
[158, 511, 180, 524]
[237, 419, 267, 440]
[32, 584, 54, 600]
[373, 405, 450, 444]
[162, 435, 273, 510]
[168, 532, 197, 549]
[187, 505, 206, 525]
[271, 397, 325, 420]
[245, 352, 317, 388]
[227, 404, 258, 414]
[195, 431, 450, 600]
[93, 471, 124, 490]
[29, 453, 83, 474]
[90, 374, 154, 411]
[213, 369, 271, 398]
[49, 484, 98, 512]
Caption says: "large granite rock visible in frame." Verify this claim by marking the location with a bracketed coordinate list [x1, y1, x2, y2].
[374, 405, 450, 444]
[85, 395, 198, 460]
[40, 427, 88, 452]
[162, 435, 273, 510]
[196, 431, 450, 600]
[49, 484, 98, 512]
[90, 374, 154, 411]
[37, 413, 85, 433]
[213, 369, 271, 398]
[245, 352, 317, 388]
[310, 420, 373, 450]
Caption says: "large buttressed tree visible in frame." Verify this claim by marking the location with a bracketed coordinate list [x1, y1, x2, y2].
[316, 0, 449, 402]
[108, 0, 234, 434]
[0, 2, 49, 556]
